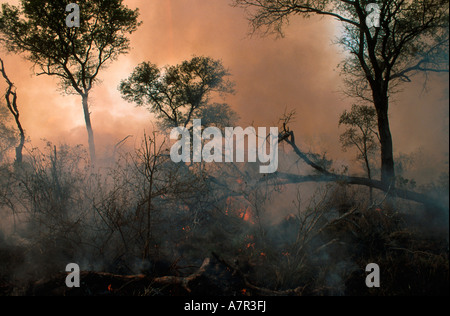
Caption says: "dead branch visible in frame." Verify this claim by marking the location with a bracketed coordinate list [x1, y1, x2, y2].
[152, 258, 210, 293]
[81, 271, 147, 281]
[0, 57, 25, 163]
[314, 238, 342, 254]
[31, 258, 211, 295]
[315, 207, 359, 237]
[276, 128, 446, 211]
[87, 258, 211, 293]
[212, 252, 304, 296]
[114, 135, 133, 152]
[388, 247, 438, 258]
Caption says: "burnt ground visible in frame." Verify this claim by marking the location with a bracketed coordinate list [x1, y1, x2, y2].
[1, 205, 448, 296]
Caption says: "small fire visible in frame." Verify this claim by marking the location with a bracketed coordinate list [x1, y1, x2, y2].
[240, 211, 251, 222]
[241, 288, 247, 295]
[107, 284, 113, 292]
[226, 197, 235, 204]
[239, 206, 253, 223]
[260, 252, 266, 257]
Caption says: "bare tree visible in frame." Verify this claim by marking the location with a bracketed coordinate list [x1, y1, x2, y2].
[339, 104, 379, 201]
[0, 58, 25, 164]
[0, 105, 16, 163]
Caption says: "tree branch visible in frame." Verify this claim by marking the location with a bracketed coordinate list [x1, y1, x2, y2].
[277, 129, 446, 209]
[0, 57, 25, 163]
[152, 258, 210, 293]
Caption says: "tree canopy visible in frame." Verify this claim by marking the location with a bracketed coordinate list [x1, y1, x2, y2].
[0, 0, 141, 162]
[0, 0, 141, 95]
[119, 56, 236, 129]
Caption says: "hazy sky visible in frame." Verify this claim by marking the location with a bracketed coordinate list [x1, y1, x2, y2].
[0, 0, 448, 181]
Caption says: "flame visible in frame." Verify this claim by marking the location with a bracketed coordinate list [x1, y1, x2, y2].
[239, 206, 253, 223]
[107, 284, 113, 292]
[260, 252, 266, 257]
[241, 288, 247, 295]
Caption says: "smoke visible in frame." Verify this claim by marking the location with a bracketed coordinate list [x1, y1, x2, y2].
[1, 0, 447, 183]
[0, 0, 448, 296]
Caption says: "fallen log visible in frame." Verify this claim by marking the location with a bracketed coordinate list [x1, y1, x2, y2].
[29, 258, 211, 296]
[275, 129, 448, 212]
[212, 252, 305, 296]
[153, 258, 210, 293]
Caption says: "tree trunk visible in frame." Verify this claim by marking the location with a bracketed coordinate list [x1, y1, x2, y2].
[0, 58, 25, 164]
[374, 92, 395, 187]
[14, 109, 25, 164]
[364, 154, 373, 203]
[81, 93, 96, 164]
[15, 131, 25, 164]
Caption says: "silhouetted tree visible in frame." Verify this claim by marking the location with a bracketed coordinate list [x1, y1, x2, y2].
[0, 0, 141, 163]
[339, 104, 379, 180]
[233, 0, 449, 187]
[339, 104, 379, 201]
[0, 57, 25, 164]
[119, 56, 236, 129]
[0, 104, 16, 163]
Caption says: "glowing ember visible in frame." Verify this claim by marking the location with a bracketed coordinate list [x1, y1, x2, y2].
[285, 214, 296, 221]
[239, 206, 253, 223]
[107, 284, 113, 292]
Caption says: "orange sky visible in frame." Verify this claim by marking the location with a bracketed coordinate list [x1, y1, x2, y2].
[0, 0, 448, 182]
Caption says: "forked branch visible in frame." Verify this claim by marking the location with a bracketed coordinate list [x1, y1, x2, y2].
[0, 57, 25, 163]
[276, 123, 445, 210]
